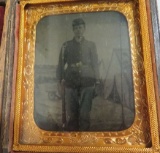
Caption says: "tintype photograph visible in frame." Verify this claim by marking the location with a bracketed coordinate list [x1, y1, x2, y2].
[34, 11, 135, 132]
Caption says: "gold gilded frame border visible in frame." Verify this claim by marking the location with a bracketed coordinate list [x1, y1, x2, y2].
[12, 0, 159, 152]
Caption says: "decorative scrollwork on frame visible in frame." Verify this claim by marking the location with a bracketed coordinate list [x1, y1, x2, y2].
[13, 0, 155, 152]
[69, 133, 98, 145]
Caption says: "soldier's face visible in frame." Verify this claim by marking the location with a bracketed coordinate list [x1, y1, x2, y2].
[73, 24, 85, 37]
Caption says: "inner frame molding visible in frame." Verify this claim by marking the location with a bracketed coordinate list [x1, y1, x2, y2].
[12, 0, 159, 152]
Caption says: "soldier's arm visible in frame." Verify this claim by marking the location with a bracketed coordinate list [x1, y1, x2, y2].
[56, 43, 67, 82]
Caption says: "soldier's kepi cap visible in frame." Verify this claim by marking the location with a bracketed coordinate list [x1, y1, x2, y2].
[72, 18, 85, 27]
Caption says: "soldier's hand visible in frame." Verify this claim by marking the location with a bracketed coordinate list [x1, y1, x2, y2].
[61, 79, 65, 85]
[57, 80, 65, 98]
[94, 80, 103, 97]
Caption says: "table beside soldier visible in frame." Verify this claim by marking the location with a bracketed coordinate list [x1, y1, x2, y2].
[56, 18, 100, 131]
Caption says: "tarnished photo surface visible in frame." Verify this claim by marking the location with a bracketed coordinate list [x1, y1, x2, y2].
[34, 11, 135, 131]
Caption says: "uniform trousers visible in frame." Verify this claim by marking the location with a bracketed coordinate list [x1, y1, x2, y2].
[65, 86, 94, 131]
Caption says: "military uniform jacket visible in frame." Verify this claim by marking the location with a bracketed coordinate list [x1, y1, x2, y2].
[56, 37, 99, 88]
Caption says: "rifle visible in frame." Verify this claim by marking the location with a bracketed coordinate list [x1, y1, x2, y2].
[59, 42, 67, 130]
[61, 79, 66, 130]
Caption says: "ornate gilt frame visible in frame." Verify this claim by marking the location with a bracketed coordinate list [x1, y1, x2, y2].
[12, 0, 159, 152]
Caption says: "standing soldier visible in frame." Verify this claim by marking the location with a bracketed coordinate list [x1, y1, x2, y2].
[56, 18, 100, 131]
